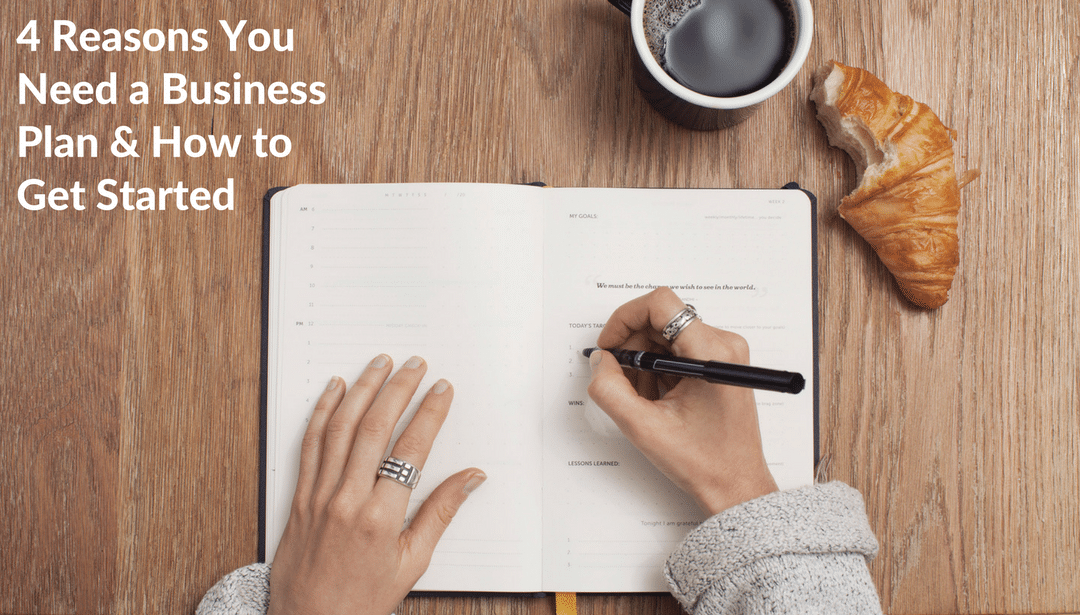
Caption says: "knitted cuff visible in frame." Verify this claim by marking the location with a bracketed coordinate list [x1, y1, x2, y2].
[196, 562, 272, 615]
[664, 481, 879, 612]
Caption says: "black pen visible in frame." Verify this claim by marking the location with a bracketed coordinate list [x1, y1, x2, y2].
[583, 347, 805, 394]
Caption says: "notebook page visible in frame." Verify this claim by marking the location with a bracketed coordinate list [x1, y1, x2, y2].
[539, 188, 816, 592]
[265, 184, 546, 591]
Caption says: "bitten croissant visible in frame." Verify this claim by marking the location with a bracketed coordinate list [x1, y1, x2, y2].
[810, 61, 961, 309]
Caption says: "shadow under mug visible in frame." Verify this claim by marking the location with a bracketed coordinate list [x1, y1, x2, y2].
[609, 0, 814, 130]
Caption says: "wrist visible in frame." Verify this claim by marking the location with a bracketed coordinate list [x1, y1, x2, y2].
[699, 471, 779, 516]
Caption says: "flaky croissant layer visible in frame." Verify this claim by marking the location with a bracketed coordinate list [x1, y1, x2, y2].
[811, 61, 961, 309]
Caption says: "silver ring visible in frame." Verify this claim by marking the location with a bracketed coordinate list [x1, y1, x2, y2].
[662, 304, 699, 342]
[377, 456, 421, 489]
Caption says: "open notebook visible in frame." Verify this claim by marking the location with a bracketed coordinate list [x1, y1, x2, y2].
[260, 183, 818, 593]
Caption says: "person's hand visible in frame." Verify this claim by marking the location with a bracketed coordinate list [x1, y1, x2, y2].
[587, 288, 778, 516]
[268, 354, 486, 615]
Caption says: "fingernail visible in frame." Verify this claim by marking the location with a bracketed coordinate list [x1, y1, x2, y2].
[464, 472, 487, 495]
[370, 354, 389, 368]
[403, 356, 424, 369]
[432, 379, 450, 394]
[589, 350, 602, 369]
[326, 376, 340, 391]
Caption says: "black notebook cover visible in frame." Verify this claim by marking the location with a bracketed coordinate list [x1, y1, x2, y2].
[257, 182, 820, 568]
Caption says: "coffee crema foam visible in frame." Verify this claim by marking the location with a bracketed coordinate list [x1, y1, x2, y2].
[643, 0, 701, 65]
[643, 0, 799, 98]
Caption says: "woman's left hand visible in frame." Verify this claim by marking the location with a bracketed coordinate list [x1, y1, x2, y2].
[268, 354, 486, 615]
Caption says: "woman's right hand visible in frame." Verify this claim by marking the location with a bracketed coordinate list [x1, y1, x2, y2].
[586, 288, 778, 516]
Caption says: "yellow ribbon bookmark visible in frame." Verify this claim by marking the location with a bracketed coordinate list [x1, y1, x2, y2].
[555, 592, 578, 615]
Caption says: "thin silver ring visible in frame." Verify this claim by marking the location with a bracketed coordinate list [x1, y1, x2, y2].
[377, 456, 421, 489]
[662, 304, 699, 342]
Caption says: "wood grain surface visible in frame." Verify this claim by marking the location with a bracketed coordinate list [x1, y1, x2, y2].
[2, 0, 1078, 614]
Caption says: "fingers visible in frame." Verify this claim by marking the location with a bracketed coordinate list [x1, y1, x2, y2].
[293, 376, 347, 508]
[311, 354, 395, 503]
[401, 468, 487, 575]
[595, 287, 703, 356]
[595, 287, 681, 349]
[337, 356, 429, 499]
[595, 287, 747, 363]
[286, 353, 484, 592]
[383, 379, 452, 471]
[366, 378, 454, 508]
[586, 349, 660, 441]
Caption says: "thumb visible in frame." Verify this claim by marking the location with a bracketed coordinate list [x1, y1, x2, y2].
[586, 350, 655, 436]
[402, 468, 486, 571]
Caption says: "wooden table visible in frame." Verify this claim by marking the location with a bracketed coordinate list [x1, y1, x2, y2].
[3, 1, 1077, 613]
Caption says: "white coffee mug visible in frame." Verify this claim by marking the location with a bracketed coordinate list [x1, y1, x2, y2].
[609, 0, 814, 130]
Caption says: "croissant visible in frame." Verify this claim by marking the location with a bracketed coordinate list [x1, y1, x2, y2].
[810, 61, 961, 309]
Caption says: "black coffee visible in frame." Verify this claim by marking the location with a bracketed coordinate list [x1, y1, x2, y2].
[663, 0, 794, 97]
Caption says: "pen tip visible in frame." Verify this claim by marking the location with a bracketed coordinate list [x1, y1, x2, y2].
[582, 347, 596, 358]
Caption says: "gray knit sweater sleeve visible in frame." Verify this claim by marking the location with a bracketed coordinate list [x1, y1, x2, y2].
[197, 483, 879, 614]
[196, 562, 270, 615]
[665, 481, 882, 615]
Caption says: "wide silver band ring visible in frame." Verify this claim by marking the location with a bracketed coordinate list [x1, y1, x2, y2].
[662, 304, 699, 342]
[377, 456, 421, 489]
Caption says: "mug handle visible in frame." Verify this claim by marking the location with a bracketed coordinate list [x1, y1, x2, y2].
[606, 0, 631, 16]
